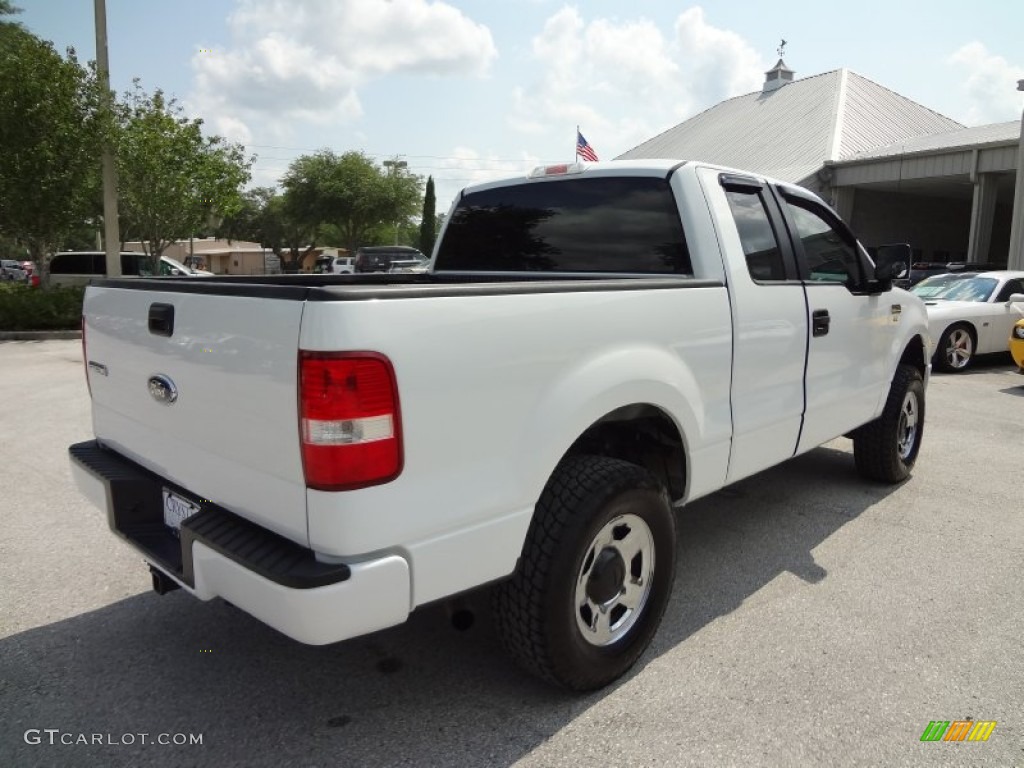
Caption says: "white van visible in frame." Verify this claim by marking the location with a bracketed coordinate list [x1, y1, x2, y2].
[315, 256, 356, 274]
[49, 252, 211, 287]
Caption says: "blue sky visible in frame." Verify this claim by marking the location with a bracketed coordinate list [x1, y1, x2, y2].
[16, 0, 1024, 212]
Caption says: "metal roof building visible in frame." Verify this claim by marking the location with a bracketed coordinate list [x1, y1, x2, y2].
[618, 61, 1024, 270]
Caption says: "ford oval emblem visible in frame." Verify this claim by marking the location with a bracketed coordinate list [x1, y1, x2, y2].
[148, 374, 178, 405]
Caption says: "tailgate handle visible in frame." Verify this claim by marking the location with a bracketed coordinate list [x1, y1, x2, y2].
[811, 309, 830, 337]
[148, 303, 175, 337]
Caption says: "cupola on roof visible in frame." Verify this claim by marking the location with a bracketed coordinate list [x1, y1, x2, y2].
[617, 67, 964, 186]
[763, 58, 795, 93]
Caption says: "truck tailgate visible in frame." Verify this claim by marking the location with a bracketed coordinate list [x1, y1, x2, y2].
[83, 285, 309, 545]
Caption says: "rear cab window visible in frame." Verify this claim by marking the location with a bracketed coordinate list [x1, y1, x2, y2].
[723, 188, 787, 282]
[434, 176, 692, 274]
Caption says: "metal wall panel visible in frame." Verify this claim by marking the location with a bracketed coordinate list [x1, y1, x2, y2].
[979, 146, 1018, 173]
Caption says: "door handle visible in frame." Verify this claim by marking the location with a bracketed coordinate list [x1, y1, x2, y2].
[812, 309, 830, 337]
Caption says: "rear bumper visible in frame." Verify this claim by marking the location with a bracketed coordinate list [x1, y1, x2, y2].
[68, 440, 410, 645]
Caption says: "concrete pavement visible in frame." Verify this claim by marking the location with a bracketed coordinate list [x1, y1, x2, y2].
[1, 340, 1021, 767]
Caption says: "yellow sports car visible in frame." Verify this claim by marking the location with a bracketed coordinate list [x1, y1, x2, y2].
[1011, 319, 1024, 373]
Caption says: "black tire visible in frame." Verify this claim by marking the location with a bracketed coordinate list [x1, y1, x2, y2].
[492, 455, 676, 691]
[853, 364, 925, 483]
[934, 323, 975, 373]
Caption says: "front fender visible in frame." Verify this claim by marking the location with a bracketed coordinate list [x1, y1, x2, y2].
[877, 293, 931, 413]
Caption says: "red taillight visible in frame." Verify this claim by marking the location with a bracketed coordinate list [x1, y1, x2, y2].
[298, 351, 403, 491]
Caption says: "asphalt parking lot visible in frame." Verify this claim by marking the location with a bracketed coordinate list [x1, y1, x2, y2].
[1, 339, 1021, 768]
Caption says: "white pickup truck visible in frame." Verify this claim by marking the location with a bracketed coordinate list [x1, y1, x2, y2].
[70, 160, 929, 691]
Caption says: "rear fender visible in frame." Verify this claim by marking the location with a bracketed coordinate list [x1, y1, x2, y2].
[515, 345, 709, 505]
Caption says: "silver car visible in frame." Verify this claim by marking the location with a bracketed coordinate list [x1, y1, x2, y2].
[1, 259, 27, 282]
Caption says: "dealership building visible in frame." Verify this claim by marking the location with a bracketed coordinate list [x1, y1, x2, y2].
[617, 60, 1024, 270]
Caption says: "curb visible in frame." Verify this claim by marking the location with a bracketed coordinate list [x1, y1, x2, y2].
[0, 330, 82, 341]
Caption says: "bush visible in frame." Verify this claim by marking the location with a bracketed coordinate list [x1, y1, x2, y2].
[0, 283, 84, 331]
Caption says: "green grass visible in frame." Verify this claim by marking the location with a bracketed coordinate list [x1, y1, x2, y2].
[0, 283, 84, 331]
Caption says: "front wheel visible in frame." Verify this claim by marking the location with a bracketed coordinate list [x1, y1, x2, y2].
[935, 324, 975, 372]
[492, 455, 677, 691]
[853, 364, 925, 483]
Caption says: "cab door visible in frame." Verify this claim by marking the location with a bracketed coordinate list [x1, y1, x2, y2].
[701, 170, 808, 484]
[772, 186, 896, 454]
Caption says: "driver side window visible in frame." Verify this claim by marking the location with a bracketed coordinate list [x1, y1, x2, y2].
[996, 279, 1024, 302]
[783, 198, 863, 286]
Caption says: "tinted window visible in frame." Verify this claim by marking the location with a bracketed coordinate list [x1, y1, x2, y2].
[724, 189, 785, 281]
[996, 278, 1024, 302]
[435, 177, 691, 274]
[126, 254, 158, 276]
[49, 252, 156, 276]
[783, 198, 862, 285]
[50, 253, 101, 275]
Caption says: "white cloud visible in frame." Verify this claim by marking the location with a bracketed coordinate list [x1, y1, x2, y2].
[949, 42, 1024, 124]
[190, 0, 497, 141]
[509, 5, 764, 157]
[673, 8, 764, 107]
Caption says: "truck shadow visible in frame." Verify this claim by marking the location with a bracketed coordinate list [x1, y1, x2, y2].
[0, 442, 897, 768]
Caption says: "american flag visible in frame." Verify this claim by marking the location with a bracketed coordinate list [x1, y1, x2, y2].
[576, 131, 599, 162]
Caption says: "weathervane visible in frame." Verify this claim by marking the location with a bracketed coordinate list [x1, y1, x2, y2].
[778, 39, 787, 58]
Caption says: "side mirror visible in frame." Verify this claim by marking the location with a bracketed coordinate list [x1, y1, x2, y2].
[873, 243, 911, 281]
[1007, 292, 1024, 306]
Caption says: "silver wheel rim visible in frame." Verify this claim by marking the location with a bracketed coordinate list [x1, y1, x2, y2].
[944, 329, 972, 369]
[574, 513, 655, 647]
[896, 390, 919, 460]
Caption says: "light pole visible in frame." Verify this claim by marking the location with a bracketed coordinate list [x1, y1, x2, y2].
[383, 159, 408, 245]
[93, 0, 121, 276]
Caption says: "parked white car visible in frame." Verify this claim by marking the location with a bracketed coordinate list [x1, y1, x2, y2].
[49, 251, 211, 287]
[1, 259, 27, 281]
[315, 255, 355, 274]
[159, 256, 212, 277]
[913, 270, 1024, 371]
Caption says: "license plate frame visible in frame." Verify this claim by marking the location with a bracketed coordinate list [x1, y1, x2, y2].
[162, 488, 201, 534]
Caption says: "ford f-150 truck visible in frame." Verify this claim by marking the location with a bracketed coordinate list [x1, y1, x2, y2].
[70, 160, 928, 691]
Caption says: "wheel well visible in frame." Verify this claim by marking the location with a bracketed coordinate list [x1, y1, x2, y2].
[899, 335, 927, 377]
[564, 405, 687, 500]
[942, 321, 976, 343]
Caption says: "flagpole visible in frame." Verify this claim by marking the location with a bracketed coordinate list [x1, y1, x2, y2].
[575, 124, 579, 162]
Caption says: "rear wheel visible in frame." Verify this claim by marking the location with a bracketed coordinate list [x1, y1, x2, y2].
[492, 455, 676, 691]
[853, 364, 925, 483]
[935, 323, 975, 372]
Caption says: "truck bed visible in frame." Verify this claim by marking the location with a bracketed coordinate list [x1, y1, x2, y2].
[93, 271, 721, 300]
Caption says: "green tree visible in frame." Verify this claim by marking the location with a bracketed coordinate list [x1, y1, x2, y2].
[216, 186, 272, 243]
[116, 82, 252, 257]
[0, 24, 108, 284]
[0, 233, 26, 260]
[419, 175, 436, 255]
[363, 217, 420, 247]
[217, 186, 316, 272]
[1, 1, 22, 25]
[282, 150, 422, 254]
